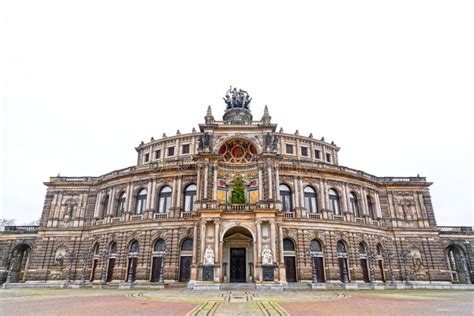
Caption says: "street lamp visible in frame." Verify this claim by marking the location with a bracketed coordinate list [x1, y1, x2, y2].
[306, 248, 318, 284]
[383, 250, 396, 285]
[159, 247, 168, 283]
[67, 250, 76, 283]
[399, 251, 411, 284]
[100, 250, 109, 283]
[367, 250, 376, 285]
[80, 250, 91, 284]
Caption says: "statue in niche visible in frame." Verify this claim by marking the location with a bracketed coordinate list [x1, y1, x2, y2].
[262, 245, 273, 265]
[204, 245, 215, 265]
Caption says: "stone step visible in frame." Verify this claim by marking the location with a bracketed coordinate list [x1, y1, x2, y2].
[286, 282, 312, 290]
[220, 283, 257, 291]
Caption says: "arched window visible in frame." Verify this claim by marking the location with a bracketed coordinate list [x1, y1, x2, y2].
[280, 184, 293, 212]
[359, 242, 367, 255]
[158, 186, 172, 213]
[367, 195, 375, 220]
[329, 189, 340, 215]
[101, 195, 109, 218]
[136, 189, 147, 214]
[116, 192, 126, 217]
[153, 239, 166, 252]
[93, 243, 100, 256]
[181, 238, 193, 251]
[283, 238, 295, 251]
[377, 244, 383, 256]
[304, 186, 318, 213]
[129, 240, 139, 253]
[109, 242, 117, 255]
[310, 239, 322, 253]
[350, 192, 360, 217]
[336, 241, 347, 254]
[183, 184, 196, 212]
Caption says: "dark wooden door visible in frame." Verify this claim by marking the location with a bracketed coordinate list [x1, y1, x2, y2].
[360, 259, 370, 282]
[179, 256, 192, 282]
[284, 256, 297, 282]
[312, 257, 325, 282]
[106, 258, 115, 282]
[151, 257, 163, 282]
[230, 248, 246, 283]
[378, 260, 386, 282]
[90, 259, 98, 281]
[127, 257, 137, 282]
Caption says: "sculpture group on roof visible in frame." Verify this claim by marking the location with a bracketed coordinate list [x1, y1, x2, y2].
[223, 86, 252, 110]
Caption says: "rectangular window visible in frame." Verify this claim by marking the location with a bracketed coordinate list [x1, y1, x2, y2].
[286, 144, 294, 154]
[167, 147, 175, 157]
[315, 149, 321, 159]
[301, 146, 308, 157]
[155, 149, 161, 159]
[144, 153, 150, 163]
[326, 153, 331, 163]
[182, 144, 190, 154]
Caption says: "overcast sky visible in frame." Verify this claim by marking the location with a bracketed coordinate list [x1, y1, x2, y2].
[1, 1, 472, 226]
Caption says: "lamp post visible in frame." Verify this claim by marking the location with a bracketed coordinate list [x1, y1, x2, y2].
[306, 248, 318, 284]
[399, 251, 411, 284]
[383, 250, 395, 285]
[367, 250, 376, 285]
[127, 255, 137, 283]
[101, 250, 109, 283]
[459, 257, 472, 285]
[159, 247, 168, 283]
[67, 250, 76, 283]
[80, 250, 91, 284]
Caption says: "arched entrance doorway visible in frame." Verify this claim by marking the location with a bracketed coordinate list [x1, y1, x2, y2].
[9, 244, 32, 283]
[446, 245, 471, 284]
[222, 226, 254, 283]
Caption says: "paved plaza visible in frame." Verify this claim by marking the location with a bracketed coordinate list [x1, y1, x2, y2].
[0, 288, 472, 316]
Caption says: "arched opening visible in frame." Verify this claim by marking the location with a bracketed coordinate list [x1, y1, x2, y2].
[350, 192, 360, 217]
[136, 189, 147, 214]
[309, 239, 325, 283]
[9, 244, 32, 283]
[279, 184, 293, 212]
[183, 184, 197, 212]
[106, 242, 117, 282]
[446, 245, 470, 284]
[179, 238, 193, 282]
[359, 242, 370, 283]
[337, 240, 349, 283]
[126, 240, 139, 282]
[223, 226, 254, 283]
[151, 239, 166, 283]
[304, 186, 318, 213]
[116, 192, 126, 217]
[101, 195, 109, 219]
[329, 189, 341, 215]
[283, 238, 297, 282]
[158, 186, 172, 213]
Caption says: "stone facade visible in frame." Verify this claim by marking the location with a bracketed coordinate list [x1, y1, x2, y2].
[1, 89, 472, 289]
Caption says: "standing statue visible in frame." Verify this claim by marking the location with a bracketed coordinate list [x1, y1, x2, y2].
[262, 246, 273, 265]
[271, 135, 278, 152]
[223, 86, 252, 109]
[204, 245, 215, 265]
[264, 133, 272, 151]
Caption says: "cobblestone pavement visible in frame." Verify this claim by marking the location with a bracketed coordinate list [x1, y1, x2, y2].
[0, 288, 472, 316]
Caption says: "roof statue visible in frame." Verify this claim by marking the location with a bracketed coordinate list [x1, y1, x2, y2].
[223, 86, 252, 110]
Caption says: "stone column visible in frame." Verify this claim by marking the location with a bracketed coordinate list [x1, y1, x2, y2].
[200, 221, 206, 264]
[146, 180, 152, 209]
[150, 179, 157, 211]
[375, 193, 383, 218]
[94, 191, 102, 218]
[107, 188, 114, 215]
[127, 183, 134, 213]
[213, 164, 218, 201]
[191, 224, 198, 281]
[256, 221, 262, 263]
[204, 163, 209, 200]
[196, 166, 201, 201]
[214, 220, 220, 282]
[278, 224, 286, 282]
[275, 166, 280, 200]
[267, 164, 273, 199]
[258, 167, 263, 201]
[293, 177, 299, 209]
[270, 222, 277, 264]
[176, 177, 182, 211]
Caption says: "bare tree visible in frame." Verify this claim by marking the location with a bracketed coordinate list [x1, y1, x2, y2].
[0, 218, 16, 232]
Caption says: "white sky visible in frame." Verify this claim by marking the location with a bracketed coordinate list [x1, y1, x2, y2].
[1, 1, 473, 226]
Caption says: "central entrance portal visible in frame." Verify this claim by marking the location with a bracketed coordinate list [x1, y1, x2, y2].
[230, 248, 246, 282]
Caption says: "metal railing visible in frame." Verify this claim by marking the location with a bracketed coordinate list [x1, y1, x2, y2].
[439, 226, 473, 232]
[3, 226, 39, 232]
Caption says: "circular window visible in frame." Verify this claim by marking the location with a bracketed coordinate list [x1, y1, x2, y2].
[219, 139, 257, 163]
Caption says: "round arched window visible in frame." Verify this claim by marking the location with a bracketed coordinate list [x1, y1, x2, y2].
[219, 139, 257, 163]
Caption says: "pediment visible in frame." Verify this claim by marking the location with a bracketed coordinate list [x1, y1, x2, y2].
[224, 232, 253, 242]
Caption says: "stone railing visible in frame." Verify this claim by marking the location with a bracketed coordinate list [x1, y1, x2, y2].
[439, 226, 473, 232]
[2, 226, 39, 233]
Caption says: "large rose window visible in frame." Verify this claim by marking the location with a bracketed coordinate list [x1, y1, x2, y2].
[219, 139, 257, 163]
